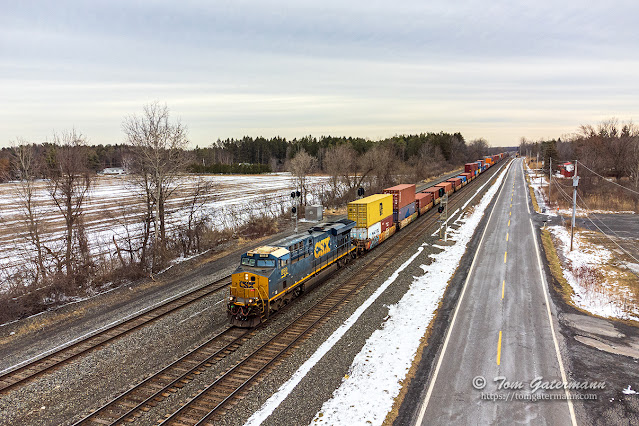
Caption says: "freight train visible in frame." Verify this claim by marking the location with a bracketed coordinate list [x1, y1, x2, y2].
[228, 152, 507, 327]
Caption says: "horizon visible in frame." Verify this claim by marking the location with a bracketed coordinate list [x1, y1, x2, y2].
[2, 1, 638, 148]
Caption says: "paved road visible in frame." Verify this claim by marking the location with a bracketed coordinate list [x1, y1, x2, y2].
[413, 158, 576, 425]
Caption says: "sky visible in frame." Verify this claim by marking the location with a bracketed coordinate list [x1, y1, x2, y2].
[2, 0, 639, 148]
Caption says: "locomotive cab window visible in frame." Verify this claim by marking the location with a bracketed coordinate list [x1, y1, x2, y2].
[256, 259, 275, 268]
[241, 258, 256, 267]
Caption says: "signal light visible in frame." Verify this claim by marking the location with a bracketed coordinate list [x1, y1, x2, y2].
[292, 206, 297, 214]
[438, 206, 444, 213]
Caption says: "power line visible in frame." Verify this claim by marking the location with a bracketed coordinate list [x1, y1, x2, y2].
[576, 161, 639, 196]
[552, 177, 639, 276]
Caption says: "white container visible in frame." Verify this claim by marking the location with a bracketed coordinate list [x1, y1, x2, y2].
[351, 221, 382, 240]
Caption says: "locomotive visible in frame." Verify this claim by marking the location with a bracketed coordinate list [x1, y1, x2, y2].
[228, 219, 355, 327]
[228, 152, 508, 327]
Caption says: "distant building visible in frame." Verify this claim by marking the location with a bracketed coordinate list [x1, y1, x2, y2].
[558, 162, 574, 178]
[99, 167, 126, 175]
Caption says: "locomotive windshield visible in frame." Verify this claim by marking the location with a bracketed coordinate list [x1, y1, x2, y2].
[240, 257, 275, 268]
[257, 259, 276, 268]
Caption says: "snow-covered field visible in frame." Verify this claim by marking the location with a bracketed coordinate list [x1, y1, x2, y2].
[0, 173, 332, 287]
[548, 225, 639, 321]
[244, 162, 510, 426]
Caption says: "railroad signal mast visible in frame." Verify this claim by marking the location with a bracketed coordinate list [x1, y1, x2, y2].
[438, 193, 448, 241]
[291, 190, 301, 232]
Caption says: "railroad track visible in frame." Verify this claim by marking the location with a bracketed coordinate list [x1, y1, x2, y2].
[152, 162, 508, 426]
[74, 326, 254, 425]
[0, 276, 232, 394]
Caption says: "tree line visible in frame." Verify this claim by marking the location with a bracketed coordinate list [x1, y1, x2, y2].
[519, 118, 639, 211]
[1, 101, 493, 322]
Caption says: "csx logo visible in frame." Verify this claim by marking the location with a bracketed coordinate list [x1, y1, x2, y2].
[239, 280, 253, 288]
[314, 237, 331, 258]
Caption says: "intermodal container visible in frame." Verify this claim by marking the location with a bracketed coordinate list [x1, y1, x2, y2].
[423, 187, 443, 204]
[415, 192, 434, 214]
[446, 178, 462, 191]
[435, 181, 453, 196]
[465, 163, 478, 174]
[347, 194, 393, 228]
[383, 184, 416, 210]
[351, 221, 381, 240]
[493, 155, 499, 163]
[393, 202, 416, 223]
[380, 214, 394, 232]
[458, 175, 467, 185]
[461, 172, 473, 182]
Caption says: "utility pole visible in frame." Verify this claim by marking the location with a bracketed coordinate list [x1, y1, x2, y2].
[570, 161, 579, 251]
[548, 157, 551, 208]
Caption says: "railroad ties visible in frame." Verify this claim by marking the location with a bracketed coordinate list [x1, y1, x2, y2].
[0, 277, 232, 395]
[154, 162, 506, 425]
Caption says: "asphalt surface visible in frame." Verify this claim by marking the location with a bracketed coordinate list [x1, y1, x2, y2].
[410, 158, 575, 425]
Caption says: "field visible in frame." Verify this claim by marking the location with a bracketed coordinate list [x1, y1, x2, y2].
[0, 173, 332, 290]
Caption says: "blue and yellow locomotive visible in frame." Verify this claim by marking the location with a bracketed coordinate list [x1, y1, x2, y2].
[228, 219, 356, 327]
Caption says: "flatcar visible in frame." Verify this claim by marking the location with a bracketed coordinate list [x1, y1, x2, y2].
[228, 219, 355, 327]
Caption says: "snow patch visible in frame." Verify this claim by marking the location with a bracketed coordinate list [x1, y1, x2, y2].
[309, 165, 510, 425]
[548, 225, 639, 321]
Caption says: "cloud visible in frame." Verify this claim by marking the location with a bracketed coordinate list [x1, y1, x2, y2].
[1, 0, 639, 147]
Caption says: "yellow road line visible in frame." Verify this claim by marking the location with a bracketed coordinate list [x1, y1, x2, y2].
[508, 219, 510, 226]
[506, 233, 509, 242]
[497, 331, 503, 365]
[509, 211, 512, 216]
[502, 280, 505, 299]
[504, 251, 507, 263]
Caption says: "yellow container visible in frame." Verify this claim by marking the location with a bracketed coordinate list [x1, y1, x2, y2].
[347, 194, 393, 228]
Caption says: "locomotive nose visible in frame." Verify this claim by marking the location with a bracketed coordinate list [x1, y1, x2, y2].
[230, 272, 267, 305]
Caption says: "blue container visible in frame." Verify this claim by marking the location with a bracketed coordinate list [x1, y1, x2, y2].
[393, 202, 416, 223]
[458, 175, 467, 183]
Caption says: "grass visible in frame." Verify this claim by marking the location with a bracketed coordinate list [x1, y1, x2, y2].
[540, 228, 575, 304]
[538, 184, 638, 213]
[581, 231, 639, 312]
[525, 173, 541, 213]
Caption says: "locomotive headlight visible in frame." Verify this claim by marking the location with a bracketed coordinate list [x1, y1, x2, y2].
[229, 296, 235, 302]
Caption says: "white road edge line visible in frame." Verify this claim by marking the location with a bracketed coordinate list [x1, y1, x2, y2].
[413, 160, 512, 425]
[525, 160, 578, 425]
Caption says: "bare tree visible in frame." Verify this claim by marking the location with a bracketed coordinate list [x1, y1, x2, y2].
[47, 130, 93, 280]
[324, 144, 358, 204]
[180, 177, 214, 255]
[360, 144, 398, 192]
[122, 102, 189, 270]
[11, 140, 48, 283]
[467, 138, 489, 162]
[288, 149, 317, 205]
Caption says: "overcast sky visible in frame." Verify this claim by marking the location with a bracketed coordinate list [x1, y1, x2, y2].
[2, 0, 638, 148]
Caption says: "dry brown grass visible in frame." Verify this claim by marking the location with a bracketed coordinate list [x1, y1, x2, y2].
[525, 174, 541, 213]
[541, 229, 575, 304]
[540, 183, 639, 213]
